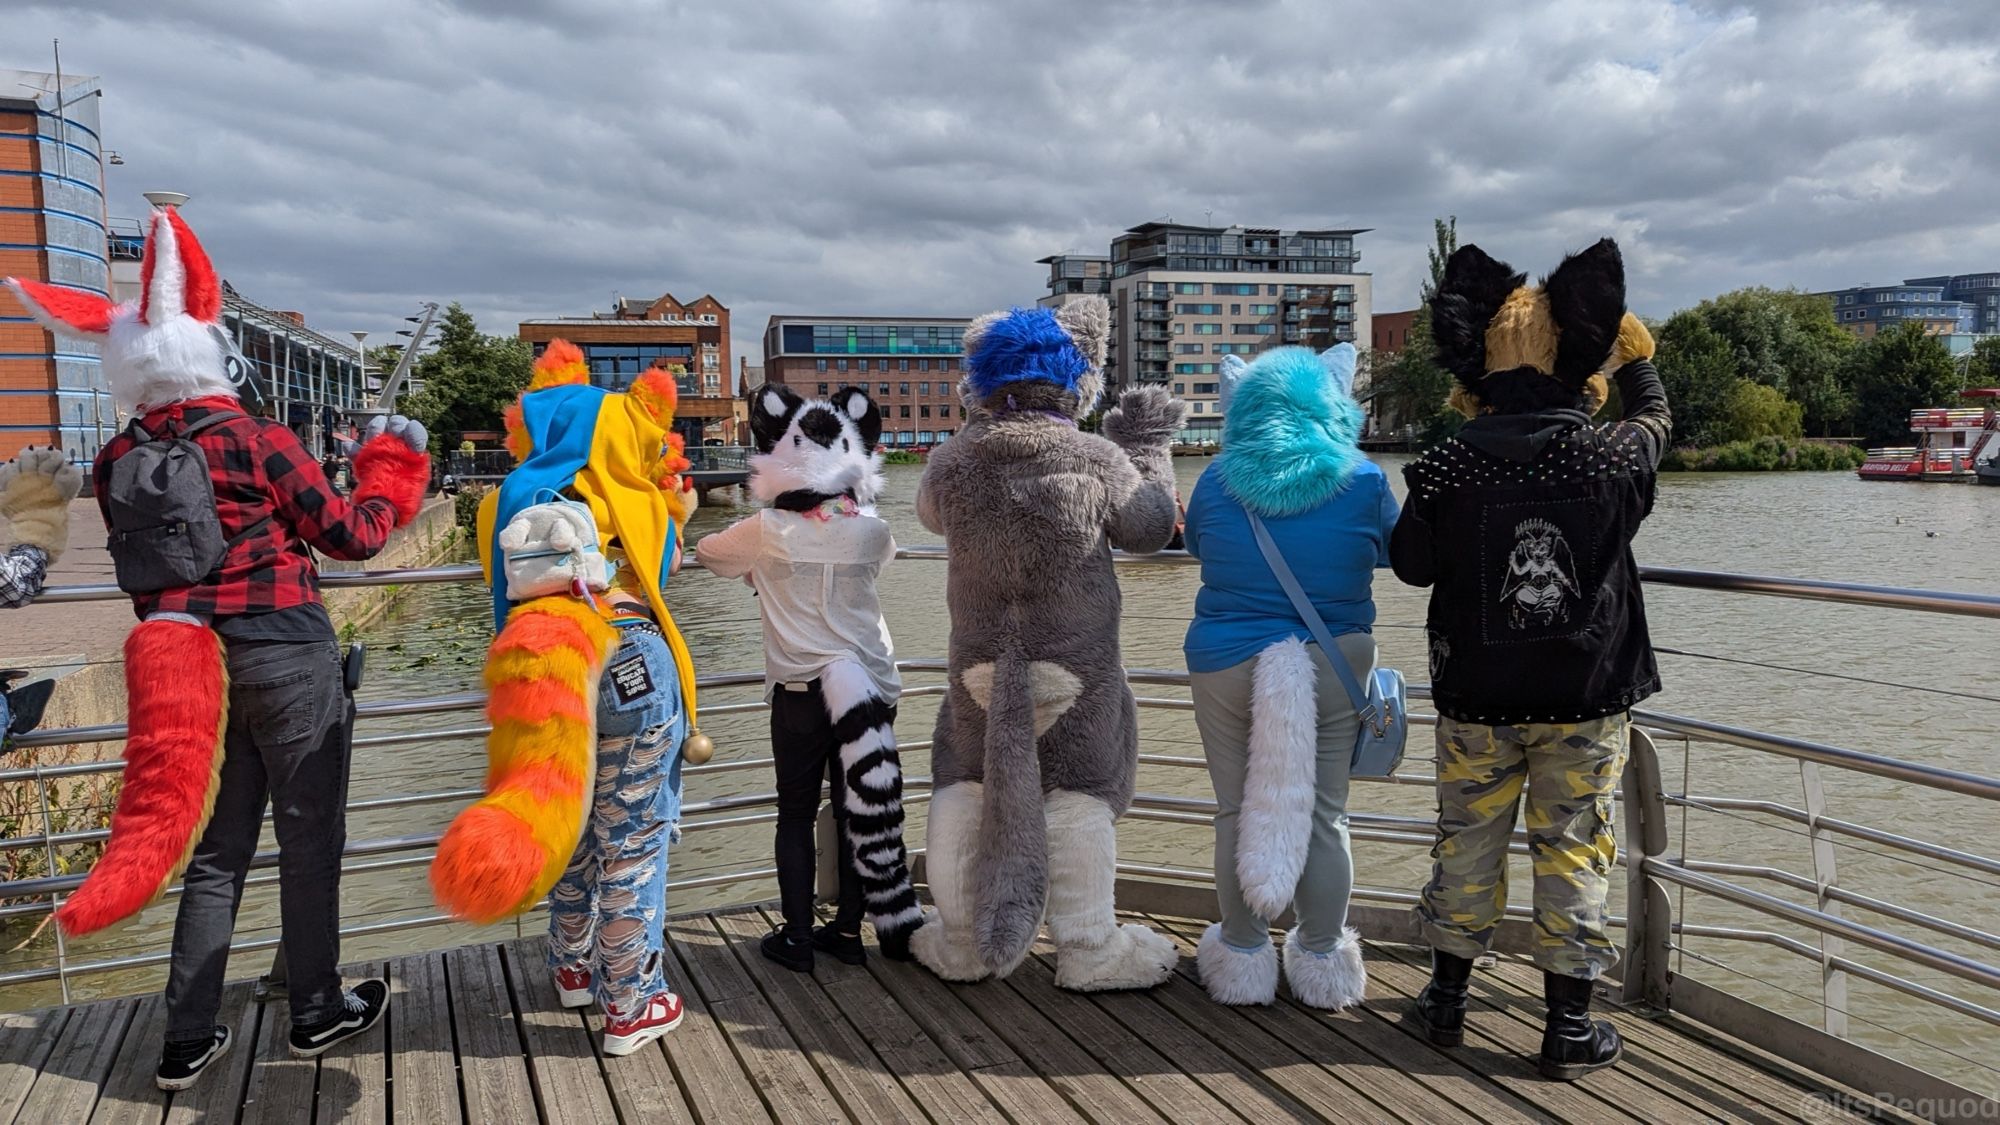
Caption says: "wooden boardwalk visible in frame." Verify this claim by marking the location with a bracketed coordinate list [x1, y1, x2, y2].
[0, 905, 1924, 1124]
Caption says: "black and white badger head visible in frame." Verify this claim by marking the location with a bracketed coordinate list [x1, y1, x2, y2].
[747, 383, 885, 508]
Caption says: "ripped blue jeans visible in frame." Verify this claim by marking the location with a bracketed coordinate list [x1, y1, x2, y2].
[547, 621, 687, 1017]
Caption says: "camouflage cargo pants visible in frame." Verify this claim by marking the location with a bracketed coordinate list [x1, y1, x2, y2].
[1414, 714, 1629, 979]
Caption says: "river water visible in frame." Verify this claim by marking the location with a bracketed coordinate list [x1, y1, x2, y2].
[9, 458, 2000, 1093]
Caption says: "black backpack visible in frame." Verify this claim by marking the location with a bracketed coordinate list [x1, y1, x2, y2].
[104, 411, 266, 593]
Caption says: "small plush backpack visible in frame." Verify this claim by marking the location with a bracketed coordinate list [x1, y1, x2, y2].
[496, 489, 616, 601]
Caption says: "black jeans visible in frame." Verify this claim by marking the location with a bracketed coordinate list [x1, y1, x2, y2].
[164, 638, 349, 1042]
[771, 681, 893, 939]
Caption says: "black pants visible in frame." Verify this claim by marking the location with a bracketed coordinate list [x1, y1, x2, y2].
[771, 681, 894, 938]
[164, 638, 350, 1041]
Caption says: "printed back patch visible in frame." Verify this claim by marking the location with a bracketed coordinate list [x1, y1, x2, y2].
[1479, 499, 1600, 645]
[608, 652, 656, 705]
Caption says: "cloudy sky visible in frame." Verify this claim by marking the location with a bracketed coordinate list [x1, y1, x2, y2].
[11, 0, 2000, 369]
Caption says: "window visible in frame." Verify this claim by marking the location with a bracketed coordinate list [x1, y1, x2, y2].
[1174, 282, 1204, 294]
[1843, 294, 1855, 304]
[899, 405, 912, 418]
[938, 404, 952, 418]
[856, 359, 869, 372]
[896, 431, 915, 446]
[1176, 343, 1205, 354]
[816, 383, 829, 395]
[1177, 303, 1221, 315]
[1266, 284, 1279, 296]
[878, 383, 890, 396]
[1191, 402, 1204, 414]
[836, 359, 849, 372]
[919, 359, 931, 372]
[1193, 382, 1218, 394]
[1193, 323, 1222, 335]
[899, 359, 910, 371]
[1229, 304, 1241, 316]
[920, 405, 932, 418]
[942, 359, 955, 371]
[1233, 323, 1277, 335]
[1249, 304, 1277, 315]
[1214, 343, 1254, 354]
[918, 381, 931, 394]
[1173, 363, 1218, 374]
[1213, 283, 1259, 295]
[1171, 323, 1185, 335]
[816, 359, 828, 372]
[899, 382, 911, 395]
[918, 431, 935, 444]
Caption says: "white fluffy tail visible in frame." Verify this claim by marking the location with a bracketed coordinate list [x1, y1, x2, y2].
[821, 660, 922, 951]
[1236, 637, 1318, 919]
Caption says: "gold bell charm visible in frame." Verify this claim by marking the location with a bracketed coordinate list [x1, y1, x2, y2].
[682, 728, 715, 765]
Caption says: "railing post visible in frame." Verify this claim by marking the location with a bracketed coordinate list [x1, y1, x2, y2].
[814, 803, 838, 908]
[1621, 726, 1672, 1009]
[33, 764, 71, 1005]
[1801, 761, 1850, 1037]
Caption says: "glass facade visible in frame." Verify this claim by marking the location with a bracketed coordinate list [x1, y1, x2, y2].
[577, 344, 697, 389]
[780, 323, 963, 355]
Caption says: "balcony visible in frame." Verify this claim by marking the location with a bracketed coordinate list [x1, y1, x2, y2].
[1135, 284, 1172, 299]
[1135, 308, 1171, 323]
[1136, 328, 1170, 343]
[1136, 348, 1170, 363]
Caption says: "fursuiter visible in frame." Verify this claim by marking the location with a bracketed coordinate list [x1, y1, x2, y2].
[696, 384, 921, 961]
[911, 297, 1186, 992]
[4, 207, 432, 938]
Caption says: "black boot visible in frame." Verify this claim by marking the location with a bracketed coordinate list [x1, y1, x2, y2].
[1539, 972, 1623, 1080]
[1411, 950, 1475, 1047]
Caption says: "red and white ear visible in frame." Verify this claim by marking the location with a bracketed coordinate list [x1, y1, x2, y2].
[3, 276, 116, 338]
[138, 208, 220, 326]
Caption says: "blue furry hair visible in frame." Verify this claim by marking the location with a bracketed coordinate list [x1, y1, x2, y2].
[1215, 346, 1366, 518]
[964, 307, 1091, 398]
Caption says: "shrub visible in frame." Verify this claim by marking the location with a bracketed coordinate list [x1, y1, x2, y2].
[453, 482, 491, 532]
[1659, 438, 1864, 472]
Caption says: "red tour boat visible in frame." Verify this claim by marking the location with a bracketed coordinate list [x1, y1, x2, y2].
[1858, 388, 2000, 482]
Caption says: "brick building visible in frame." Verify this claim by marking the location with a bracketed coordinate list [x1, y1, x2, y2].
[0, 69, 112, 462]
[761, 315, 968, 449]
[1371, 308, 1418, 355]
[519, 292, 737, 447]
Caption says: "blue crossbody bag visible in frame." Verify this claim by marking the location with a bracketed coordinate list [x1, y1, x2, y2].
[1244, 510, 1408, 777]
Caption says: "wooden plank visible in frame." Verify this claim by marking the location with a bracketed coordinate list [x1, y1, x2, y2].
[164, 983, 260, 1125]
[1364, 947, 1676, 1125]
[818, 975, 1010, 1125]
[237, 991, 318, 1125]
[0, 1007, 70, 1123]
[445, 942, 539, 1125]
[1145, 915, 1549, 1125]
[314, 962, 389, 1125]
[1377, 944, 1787, 1125]
[1022, 945, 1323, 1125]
[998, 944, 1240, 1125]
[503, 939, 622, 1125]
[1480, 954, 1874, 1124]
[389, 952, 464, 1125]
[672, 914, 846, 1122]
[577, 1002, 699, 1125]
[13, 998, 134, 1125]
[712, 910, 927, 1124]
[86, 993, 171, 1125]
[647, 930, 773, 1124]
[665, 910, 762, 1004]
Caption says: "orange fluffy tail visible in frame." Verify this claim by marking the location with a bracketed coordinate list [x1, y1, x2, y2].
[430, 597, 617, 923]
[56, 619, 228, 936]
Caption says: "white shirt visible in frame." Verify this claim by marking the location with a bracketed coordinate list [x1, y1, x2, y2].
[695, 506, 901, 702]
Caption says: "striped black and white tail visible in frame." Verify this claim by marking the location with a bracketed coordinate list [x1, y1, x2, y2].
[822, 660, 922, 954]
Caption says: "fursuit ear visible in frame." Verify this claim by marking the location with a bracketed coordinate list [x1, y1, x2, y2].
[832, 385, 882, 449]
[4, 277, 117, 339]
[1542, 238, 1625, 387]
[1217, 354, 1249, 412]
[1050, 296, 1110, 370]
[1431, 244, 1525, 383]
[141, 208, 221, 326]
[749, 382, 803, 453]
[1319, 342, 1358, 398]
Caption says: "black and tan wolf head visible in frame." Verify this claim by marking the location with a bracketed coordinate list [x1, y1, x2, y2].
[1430, 238, 1650, 418]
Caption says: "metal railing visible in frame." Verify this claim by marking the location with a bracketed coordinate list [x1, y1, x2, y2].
[4, 551, 1999, 1105]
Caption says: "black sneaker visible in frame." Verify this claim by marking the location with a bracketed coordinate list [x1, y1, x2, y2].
[289, 979, 388, 1058]
[761, 927, 814, 973]
[811, 924, 866, 966]
[156, 1026, 230, 1091]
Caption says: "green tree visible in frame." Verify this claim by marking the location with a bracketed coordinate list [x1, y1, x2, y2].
[1652, 311, 1740, 446]
[1965, 335, 2000, 388]
[1422, 216, 1458, 302]
[397, 303, 535, 451]
[1675, 287, 1856, 436]
[1848, 321, 1963, 447]
[1710, 380, 1803, 444]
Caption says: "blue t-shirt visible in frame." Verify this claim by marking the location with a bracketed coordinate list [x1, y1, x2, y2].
[1182, 460, 1399, 674]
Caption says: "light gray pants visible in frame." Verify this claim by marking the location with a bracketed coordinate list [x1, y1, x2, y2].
[1190, 633, 1372, 954]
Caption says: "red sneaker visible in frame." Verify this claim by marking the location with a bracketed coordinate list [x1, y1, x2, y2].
[602, 992, 684, 1057]
[554, 965, 593, 1009]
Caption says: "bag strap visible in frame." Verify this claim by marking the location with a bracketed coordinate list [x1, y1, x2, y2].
[1244, 509, 1376, 724]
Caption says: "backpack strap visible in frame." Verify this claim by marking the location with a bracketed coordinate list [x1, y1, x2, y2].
[1244, 509, 1377, 726]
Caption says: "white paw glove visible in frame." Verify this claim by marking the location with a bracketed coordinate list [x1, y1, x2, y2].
[363, 414, 429, 453]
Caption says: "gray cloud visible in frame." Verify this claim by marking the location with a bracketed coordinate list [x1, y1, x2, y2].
[11, 0, 1999, 367]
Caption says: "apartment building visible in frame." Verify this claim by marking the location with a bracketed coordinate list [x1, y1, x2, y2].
[1820, 282, 1976, 338]
[761, 315, 968, 449]
[519, 292, 736, 446]
[1042, 222, 1370, 442]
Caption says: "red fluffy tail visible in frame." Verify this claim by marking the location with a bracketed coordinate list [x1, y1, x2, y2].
[56, 620, 228, 936]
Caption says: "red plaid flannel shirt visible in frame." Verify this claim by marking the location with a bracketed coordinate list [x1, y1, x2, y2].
[92, 396, 403, 622]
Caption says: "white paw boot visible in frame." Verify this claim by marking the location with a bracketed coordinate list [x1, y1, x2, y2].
[1282, 925, 1368, 1010]
[1044, 791, 1178, 992]
[1197, 923, 1277, 1005]
[912, 782, 990, 982]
